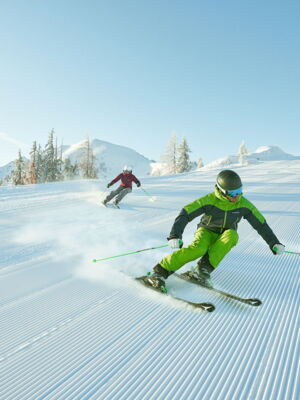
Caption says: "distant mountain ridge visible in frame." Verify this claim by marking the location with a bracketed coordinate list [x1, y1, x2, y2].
[202, 145, 300, 170]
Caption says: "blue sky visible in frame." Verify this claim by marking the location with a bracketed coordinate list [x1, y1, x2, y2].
[0, 0, 299, 166]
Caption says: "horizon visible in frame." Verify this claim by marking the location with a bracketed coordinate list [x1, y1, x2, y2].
[0, 137, 299, 170]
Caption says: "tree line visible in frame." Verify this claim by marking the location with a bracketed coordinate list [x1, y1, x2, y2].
[1, 131, 248, 186]
[1, 130, 101, 186]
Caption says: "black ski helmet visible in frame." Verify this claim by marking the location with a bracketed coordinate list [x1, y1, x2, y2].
[216, 170, 242, 191]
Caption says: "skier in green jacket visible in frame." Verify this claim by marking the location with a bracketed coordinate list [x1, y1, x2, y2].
[146, 169, 285, 289]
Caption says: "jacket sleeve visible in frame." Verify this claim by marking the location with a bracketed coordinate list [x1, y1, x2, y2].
[168, 198, 207, 239]
[132, 175, 141, 186]
[109, 174, 122, 186]
[168, 209, 190, 239]
[243, 204, 280, 249]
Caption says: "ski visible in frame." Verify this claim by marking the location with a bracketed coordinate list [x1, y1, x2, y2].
[136, 276, 215, 312]
[175, 273, 262, 307]
[101, 202, 120, 209]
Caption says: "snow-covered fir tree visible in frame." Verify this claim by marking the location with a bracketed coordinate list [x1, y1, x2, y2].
[35, 144, 44, 183]
[42, 130, 61, 182]
[28, 141, 38, 184]
[161, 133, 177, 174]
[177, 137, 192, 173]
[54, 137, 63, 181]
[12, 150, 26, 185]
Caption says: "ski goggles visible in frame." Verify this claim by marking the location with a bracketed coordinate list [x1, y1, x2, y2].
[217, 183, 243, 197]
[226, 187, 243, 197]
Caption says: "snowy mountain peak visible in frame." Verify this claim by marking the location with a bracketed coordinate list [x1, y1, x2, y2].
[62, 138, 152, 178]
[203, 145, 300, 170]
[252, 145, 297, 159]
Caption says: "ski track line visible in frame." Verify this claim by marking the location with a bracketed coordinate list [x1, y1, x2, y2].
[0, 277, 80, 352]
[0, 197, 79, 215]
[0, 290, 120, 363]
[1, 292, 164, 399]
[0, 268, 74, 307]
[1, 279, 98, 346]
[0, 247, 54, 275]
[39, 302, 179, 400]
[90, 310, 216, 400]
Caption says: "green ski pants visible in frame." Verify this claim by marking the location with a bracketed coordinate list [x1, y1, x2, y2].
[160, 227, 239, 271]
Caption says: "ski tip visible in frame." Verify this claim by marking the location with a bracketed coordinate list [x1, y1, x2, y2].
[247, 298, 262, 306]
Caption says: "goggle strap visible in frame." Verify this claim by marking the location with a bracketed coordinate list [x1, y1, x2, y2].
[216, 182, 227, 195]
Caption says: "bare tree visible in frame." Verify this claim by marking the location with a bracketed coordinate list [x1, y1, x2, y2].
[79, 138, 98, 179]
[197, 158, 204, 169]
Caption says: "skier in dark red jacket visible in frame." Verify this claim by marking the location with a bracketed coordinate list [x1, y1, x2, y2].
[103, 166, 141, 206]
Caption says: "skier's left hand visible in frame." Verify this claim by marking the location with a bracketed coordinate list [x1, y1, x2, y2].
[168, 238, 183, 249]
[272, 243, 285, 255]
[137, 182, 141, 187]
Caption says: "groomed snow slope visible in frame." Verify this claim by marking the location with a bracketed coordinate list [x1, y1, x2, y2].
[1, 161, 299, 400]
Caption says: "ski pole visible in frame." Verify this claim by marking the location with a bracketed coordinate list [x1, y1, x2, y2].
[273, 247, 300, 256]
[283, 250, 300, 255]
[140, 187, 156, 202]
[92, 244, 168, 263]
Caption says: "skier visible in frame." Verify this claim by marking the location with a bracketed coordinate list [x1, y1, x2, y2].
[146, 169, 285, 289]
[103, 165, 141, 207]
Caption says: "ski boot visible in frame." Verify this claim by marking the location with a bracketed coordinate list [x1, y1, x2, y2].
[113, 200, 120, 208]
[188, 254, 214, 288]
[102, 200, 108, 206]
[145, 264, 173, 292]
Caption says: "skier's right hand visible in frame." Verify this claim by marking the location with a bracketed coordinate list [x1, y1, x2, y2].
[272, 243, 285, 255]
[168, 238, 183, 249]
[107, 183, 111, 188]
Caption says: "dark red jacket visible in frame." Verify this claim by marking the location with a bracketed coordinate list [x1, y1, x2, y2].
[109, 172, 140, 189]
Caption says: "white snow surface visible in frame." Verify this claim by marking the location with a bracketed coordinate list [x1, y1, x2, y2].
[1, 161, 299, 400]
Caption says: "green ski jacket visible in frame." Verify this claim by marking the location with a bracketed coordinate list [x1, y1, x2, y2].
[169, 186, 279, 250]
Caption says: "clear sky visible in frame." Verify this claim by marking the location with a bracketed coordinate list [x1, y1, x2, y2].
[0, 0, 299, 166]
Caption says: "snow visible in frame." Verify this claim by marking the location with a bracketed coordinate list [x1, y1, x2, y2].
[1, 160, 299, 400]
